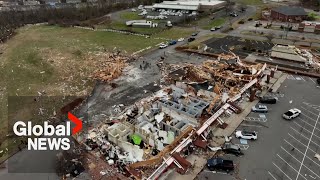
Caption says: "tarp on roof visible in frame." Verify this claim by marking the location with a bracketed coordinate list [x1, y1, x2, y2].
[131, 134, 142, 145]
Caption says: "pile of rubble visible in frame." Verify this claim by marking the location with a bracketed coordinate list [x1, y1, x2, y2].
[91, 52, 133, 82]
[73, 53, 269, 179]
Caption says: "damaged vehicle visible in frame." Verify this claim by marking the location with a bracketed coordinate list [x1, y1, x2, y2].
[259, 96, 278, 104]
[222, 143, 243, 156]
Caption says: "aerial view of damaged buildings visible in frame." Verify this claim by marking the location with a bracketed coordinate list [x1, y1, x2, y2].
[71, 2, 320, 180]
[3, 0, 320, 179]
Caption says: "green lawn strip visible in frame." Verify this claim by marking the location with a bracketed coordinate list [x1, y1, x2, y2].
[238, 0, 263, 5]
[120, 11, 143, 20]
[201, 18, 226, 30]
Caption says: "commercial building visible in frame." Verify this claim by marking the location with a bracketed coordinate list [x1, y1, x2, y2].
[298, 21, 320, 34]
[270, 6, 308, 22]
[152, 0, 226, 12]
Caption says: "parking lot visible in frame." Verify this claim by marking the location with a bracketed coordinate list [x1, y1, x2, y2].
[204, 36, 274, 57]
[197, 74, 320, 180]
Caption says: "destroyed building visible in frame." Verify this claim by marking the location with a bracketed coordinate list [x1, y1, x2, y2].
[75, 53, 270, 179]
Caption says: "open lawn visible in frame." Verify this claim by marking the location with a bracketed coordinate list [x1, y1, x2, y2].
[0, 24, 194, 162]
[238, 0, 264, 5]
[119, 11, 143, 20]
[201, 18, 226, 30]
[0, 24, 163, 162]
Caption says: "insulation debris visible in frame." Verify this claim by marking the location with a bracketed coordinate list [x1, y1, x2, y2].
[91, 53, 132, 82]
[74, 53, 270, 179]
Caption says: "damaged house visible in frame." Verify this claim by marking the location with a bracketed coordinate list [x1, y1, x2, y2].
[75, 53, 269, 179]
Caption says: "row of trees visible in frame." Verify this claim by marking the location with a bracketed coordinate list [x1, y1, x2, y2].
[0, 0, 162, 43]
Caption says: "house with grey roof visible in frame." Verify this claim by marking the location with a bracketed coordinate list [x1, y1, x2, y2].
[270, 6, 308, 22]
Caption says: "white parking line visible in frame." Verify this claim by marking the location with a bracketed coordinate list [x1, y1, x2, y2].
[277, 154, 307, 180]
[244, 117, 267, 122]
[240, 124, 264, 128]
[286, 135, 317, 154]
[287, 75, 295, 80]
[290, 127, 320, 149]
[296, 112, 320, 180]
[300, 112, 318, 123]
[280, 146, 320, 178]
[281, 145, 320, 169]
[292, 123, 320, 140]
[297, 117, 320, 133]
[309, 77, 316, 84]
[233, 144, 249, 150]
[300, 76, 306, 81]
[303, 102, 320, 112]
[268, 171, 278, 180]
[272, 162, 293, 180]
[300, 106, 320, 118]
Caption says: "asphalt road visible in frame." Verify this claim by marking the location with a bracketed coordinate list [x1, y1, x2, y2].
[197, 74, 320, 180]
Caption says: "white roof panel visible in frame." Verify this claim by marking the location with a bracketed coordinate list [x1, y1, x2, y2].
[153, 4, 199, 10]
[162, 0, 225, 6]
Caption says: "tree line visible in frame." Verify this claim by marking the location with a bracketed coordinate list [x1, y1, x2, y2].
[0, 0, 162, 43]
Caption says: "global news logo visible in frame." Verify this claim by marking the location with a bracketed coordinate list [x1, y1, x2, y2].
[12, 112, 82, 151]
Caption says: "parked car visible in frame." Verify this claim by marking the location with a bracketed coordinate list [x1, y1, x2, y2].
[259, 96, 278, 104]
[159, 43, 168, 49]
[230, 12, 238, 17]
[235, 130, 257, 140]
[251, 104, 268, 113]
[317, 78, 320, 85]
[188, 37, 195, 42]
[283, 108, 301, 120]
[177, 38, 184, 42]
[210, 27, 216, 31]
[222, 143, 243, 156]
[169, 40, 177, 45]
[207, 157, 234, 172]
[191, 32, 198, 36]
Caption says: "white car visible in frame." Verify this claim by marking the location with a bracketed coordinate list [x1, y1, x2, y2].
[235, 130, 257, 140]
[251, 105, 268, 113]
[178, 38, 184, 42]
[283, 108, 301, 120]
[159, 43, 168, 49]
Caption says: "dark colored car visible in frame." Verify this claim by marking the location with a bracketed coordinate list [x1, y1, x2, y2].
[259, 96, 278, 104]
[317, 78, 320, 85]
[222, 143, 243, 156]
[191, 32, 198, 36]
[207, 157, 234, 172]
[188, 37, 195, 42]
[169, 40, 177, 45]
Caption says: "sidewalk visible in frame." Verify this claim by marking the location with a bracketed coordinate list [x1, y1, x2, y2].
[165, 71, 287, 180]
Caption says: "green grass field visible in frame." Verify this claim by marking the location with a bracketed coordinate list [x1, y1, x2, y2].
[238, 0, 263, 5]
[119, 11, 143, 20]
[201, 18, 226, 30]
[0, 24, 194, 162]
